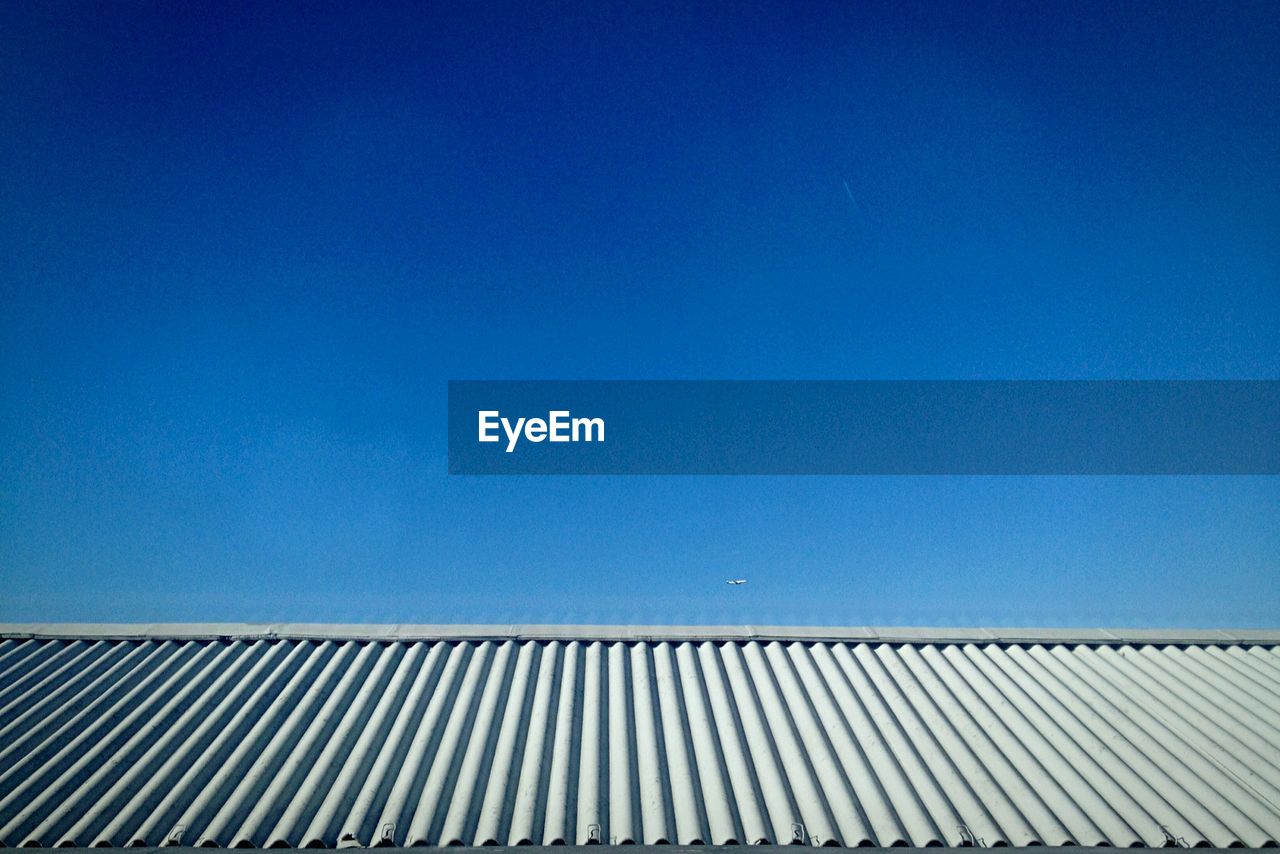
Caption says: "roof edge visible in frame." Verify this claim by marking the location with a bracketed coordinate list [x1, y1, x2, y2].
[1, 622, 1278, 645]
[11, 848, 1263, 853]
[7, 849, 1262, 854]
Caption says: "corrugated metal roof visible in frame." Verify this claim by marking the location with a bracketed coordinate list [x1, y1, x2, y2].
[0, 628, 1277, 848]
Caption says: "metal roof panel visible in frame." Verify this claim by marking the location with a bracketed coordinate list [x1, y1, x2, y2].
[0, 631, 1277, 848]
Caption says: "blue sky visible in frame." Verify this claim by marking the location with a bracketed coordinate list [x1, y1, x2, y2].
[1, 1, 1277, 626]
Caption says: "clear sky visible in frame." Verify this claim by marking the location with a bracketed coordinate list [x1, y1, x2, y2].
[2, 1, 1277, 626]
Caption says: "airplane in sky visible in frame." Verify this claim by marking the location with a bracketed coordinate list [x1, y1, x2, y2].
[726, 579, 747, 585]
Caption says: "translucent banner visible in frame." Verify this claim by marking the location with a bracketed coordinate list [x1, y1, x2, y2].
[448, 381, 1279, 475]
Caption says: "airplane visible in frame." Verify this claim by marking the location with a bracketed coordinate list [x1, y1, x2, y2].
[726, 579, 747, 585]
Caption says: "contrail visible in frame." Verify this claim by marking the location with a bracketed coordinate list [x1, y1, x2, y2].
[843, 179, 864, 214]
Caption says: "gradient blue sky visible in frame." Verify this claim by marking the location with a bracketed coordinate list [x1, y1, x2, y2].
[2, 1, 1277, 626]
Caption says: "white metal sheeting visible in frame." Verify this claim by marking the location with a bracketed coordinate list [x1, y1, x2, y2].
[0, 634, 1277, 848]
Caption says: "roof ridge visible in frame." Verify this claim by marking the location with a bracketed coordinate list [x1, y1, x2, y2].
[1, 622, 1277, 645]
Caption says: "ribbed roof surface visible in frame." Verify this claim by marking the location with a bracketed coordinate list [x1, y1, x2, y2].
[0, 628, 1278, 849]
